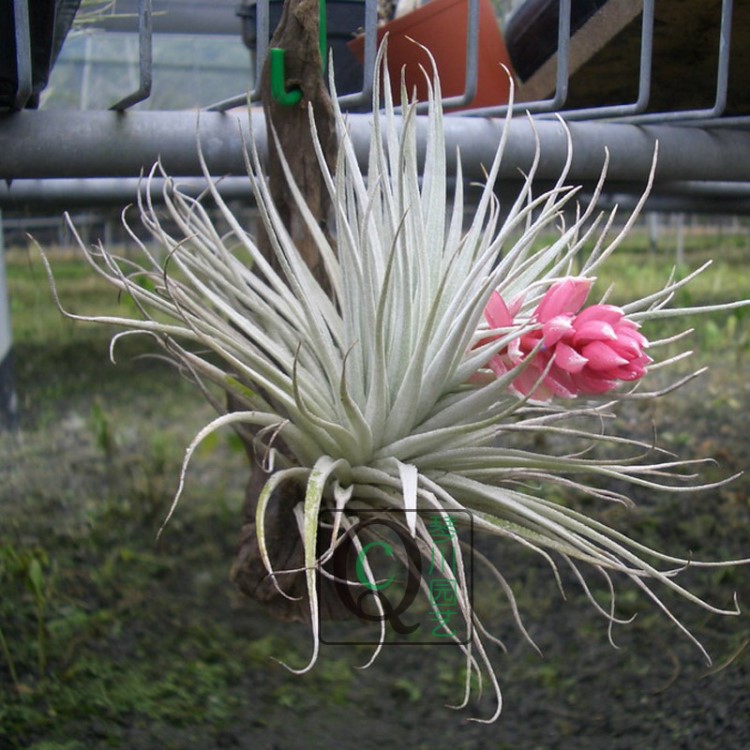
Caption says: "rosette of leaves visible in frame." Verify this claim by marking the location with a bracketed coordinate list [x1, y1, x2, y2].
[41, 46, 749, 721]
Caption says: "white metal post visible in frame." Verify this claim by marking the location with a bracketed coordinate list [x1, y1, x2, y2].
[0, 209, 18, 428]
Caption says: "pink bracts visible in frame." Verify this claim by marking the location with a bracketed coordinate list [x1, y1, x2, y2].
[483, 278, 652, 401]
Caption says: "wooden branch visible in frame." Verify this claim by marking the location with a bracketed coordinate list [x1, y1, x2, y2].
[258, 0, 337, 293]
[230, 0, 352, 623]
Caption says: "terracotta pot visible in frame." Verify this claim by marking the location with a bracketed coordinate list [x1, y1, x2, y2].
[348, 0, 514, 110]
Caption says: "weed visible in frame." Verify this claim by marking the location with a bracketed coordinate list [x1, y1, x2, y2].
[90, 399, 117, 463]
[0, 544, 54, 680]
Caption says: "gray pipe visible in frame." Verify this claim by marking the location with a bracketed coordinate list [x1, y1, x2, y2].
[2, 110, 750, 186]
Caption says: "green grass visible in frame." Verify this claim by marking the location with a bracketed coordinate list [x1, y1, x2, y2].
[2, 244, 373, 748]
[2, 229, 750, 748]
[587, 230, 750, 363]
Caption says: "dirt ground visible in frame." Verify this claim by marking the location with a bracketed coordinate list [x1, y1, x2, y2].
[2, 327, 750, 750]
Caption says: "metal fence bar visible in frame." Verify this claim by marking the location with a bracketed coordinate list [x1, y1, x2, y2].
[208, 0, 374, 112]
[253, 0, 271, 101]
[207, 0, 381, 112]
[470, 0, 571, 118]
[401, 0, 481, 114]
[12, 0, 33, 109]
[230, 0, 484, 114]
[680, 116, 750, 129]
[204, 94, 252, 113]
[110, 0, 153, 111]
[44, 0, 750, 129]
[513, 0, 571, 114]
[205, 0, 273, 110]
[201, 0, 265, 117]
[245, 0, 479, 113]
[337, 0, 379, 109]
[617, 0, 734, 125]
[550, 0, 654, 121]
[424, 0, 480, 111]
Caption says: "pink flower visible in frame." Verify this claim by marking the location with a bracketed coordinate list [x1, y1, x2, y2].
[482, 278, 651, 401]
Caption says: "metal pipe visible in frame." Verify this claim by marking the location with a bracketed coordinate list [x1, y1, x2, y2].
[7, 177, 750, 217]
[0, 176, 257, 208]
[581, 190, 750, 216]
[3, 110, 750, 185]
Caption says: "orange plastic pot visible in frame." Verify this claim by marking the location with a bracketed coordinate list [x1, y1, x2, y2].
[348, 0, 513, 110]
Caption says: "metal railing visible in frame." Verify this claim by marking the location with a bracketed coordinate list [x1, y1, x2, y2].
[2, 0, 750, 210]
[22, 0, 738, 125]
[202, 0, 744, 125]
[110, 0, 153, 110]
[6, 0, 747, 121]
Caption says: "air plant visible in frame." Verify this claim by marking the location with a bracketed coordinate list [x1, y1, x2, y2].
[40, 45, 749, 721]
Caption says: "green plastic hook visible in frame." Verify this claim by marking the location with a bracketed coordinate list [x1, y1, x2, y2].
[270, 0, 327, 106]
[270, 48, 303, 106]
